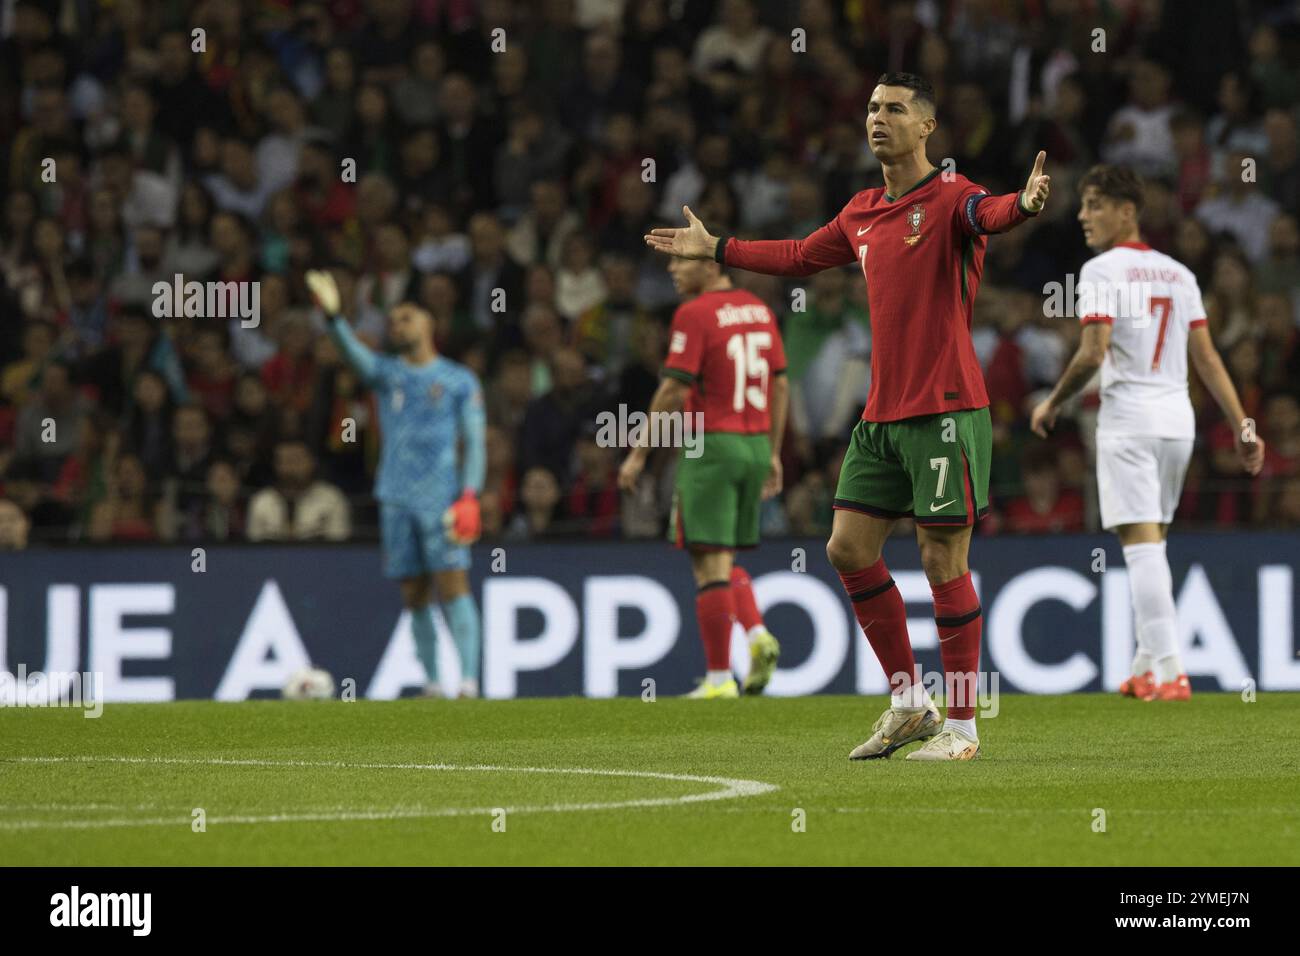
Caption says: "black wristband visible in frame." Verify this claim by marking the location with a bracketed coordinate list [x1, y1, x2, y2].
[713, 234, 730, 263]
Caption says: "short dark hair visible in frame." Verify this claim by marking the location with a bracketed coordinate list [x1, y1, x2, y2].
[875, 72, 936, 112]
[1079, 164, 1145, 215]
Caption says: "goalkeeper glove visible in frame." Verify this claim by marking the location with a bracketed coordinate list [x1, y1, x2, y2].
[443, 490, 482, 545]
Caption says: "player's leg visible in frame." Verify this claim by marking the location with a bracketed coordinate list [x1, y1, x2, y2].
[731, 564, 779, 694]
[910, 522, 982, 760]
[382, 503, 443, 696]
[1118, 437, 1194, 701]
[900, 409, 990, 761]
[1102, 436, 1190, 701]
[1115, 521, 1167, 699]
[1099, 437, 1158, 697]
[413, 503, 479, 699]
[686, 547, 740, 698]
[831, 420, 939, 759]
[435, 568, 481, 699]
[733, 434, 779, 695]
[675, 436, 741, 699]
[401, 574, 442, 696]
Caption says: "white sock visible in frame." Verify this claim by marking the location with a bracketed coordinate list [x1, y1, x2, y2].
[746, 625, 768, 643]
[1131, 650, 1154, 677]
[1153, 654, 1182, 684]
[707, 670, 731, 686]
[1123, 542, 1182, 681]
[891, 682, 932, 711]
[943, 717, 977, 741]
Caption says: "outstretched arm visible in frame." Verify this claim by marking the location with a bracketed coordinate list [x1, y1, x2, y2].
[307, 269, 380, 385]
[965, 151, 1052, 235]
[644, 205, 855, 277]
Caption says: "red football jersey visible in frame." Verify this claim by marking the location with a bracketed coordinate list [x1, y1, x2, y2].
[662, 287, 787, 434]
[723, 168, 1034, 422]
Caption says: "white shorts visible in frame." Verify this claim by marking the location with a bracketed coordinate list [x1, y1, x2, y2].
[1096, 435, 1194, 530]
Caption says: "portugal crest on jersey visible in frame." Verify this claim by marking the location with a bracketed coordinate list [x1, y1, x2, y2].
[428, 383, 444, 402]
[905, 204, 925, 246]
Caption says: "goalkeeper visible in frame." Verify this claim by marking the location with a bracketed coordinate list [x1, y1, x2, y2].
[307, 270, 487, 698]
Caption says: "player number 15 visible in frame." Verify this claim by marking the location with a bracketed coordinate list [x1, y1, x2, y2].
[725, 331, 771, 412]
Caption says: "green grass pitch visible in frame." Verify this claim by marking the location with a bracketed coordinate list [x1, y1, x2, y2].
[2, 693, 1298, 866]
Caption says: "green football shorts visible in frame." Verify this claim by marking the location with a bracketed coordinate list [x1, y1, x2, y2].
[670, 432, 772, 550]
[833, 407, 991, 527]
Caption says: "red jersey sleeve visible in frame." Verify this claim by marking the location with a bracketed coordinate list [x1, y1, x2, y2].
[956, 183, 1035, 237]
[722, 209, 857, 276]
[662, 304, 704, 382]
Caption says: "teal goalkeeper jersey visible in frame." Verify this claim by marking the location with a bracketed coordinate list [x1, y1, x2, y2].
[329, 317, 485, 510]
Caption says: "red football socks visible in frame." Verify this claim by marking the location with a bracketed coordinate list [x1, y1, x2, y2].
[931, 571, 982, 720]
[838, 559, 919, 697]
[729, 564, 763, 632]
[695, 581, 735, 671]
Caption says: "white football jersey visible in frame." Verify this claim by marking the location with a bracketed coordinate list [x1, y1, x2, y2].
[1077, 242, 1206, 439]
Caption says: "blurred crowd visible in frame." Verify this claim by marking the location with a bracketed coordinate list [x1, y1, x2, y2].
[0, 0, 1298, 550]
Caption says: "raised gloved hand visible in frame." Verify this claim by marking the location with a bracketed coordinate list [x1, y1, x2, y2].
[305, 269, 341, 315]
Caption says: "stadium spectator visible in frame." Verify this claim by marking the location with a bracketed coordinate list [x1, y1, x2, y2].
[192, 458, 246, 543]
[1205, 71, 1269, 167]
[998, 445, 1087, 535]
[247, 439, 350, 542]
[151, 30, 228, 151]
[1275, 476, 1300, 528]
[0, 497, 30, 550]
[412, 202, 471, 274]
[518, 346, 603, 487]
[1261, 109, 1299, 212]
[506, 179, 580, 271]
[392, 41, 445, 129]
[567, 429, 620, 538]
[86, 451, 161, 543]
[1, 320, 55, 407]
[13, 360, 86, 479]
[461, 212, 524, 344]
[1195, 150, 1281, 264]
[0, 0, 1290, 545]
[165, 403, 214, 517]
[573, 254, 652, 378]
[554, 232, 607, 321]
[1101, 60, 1177, 179]
[437, 72, 501, 214]
[784, 267, 870, 444]
[121, 369, 173, 480]
[357, 222, 417, 311]
[205, 138, 274, 221]
[560, 30, 642, 143]
[504, 465, 563, 540]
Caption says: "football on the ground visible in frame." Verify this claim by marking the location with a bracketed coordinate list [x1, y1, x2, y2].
[282, 668, 336, 700]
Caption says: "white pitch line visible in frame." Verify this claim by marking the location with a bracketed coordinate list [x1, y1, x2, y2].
[695, 805, 1300, 817]
[0, 756, 779, 831]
